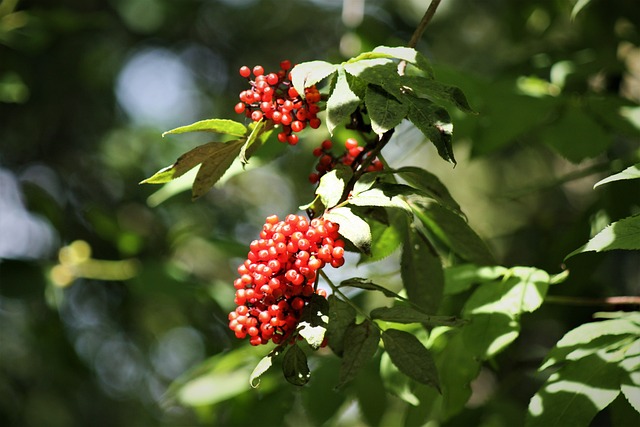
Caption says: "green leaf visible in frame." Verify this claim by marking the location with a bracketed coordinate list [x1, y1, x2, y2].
[162, 118, 247, 137]
[140, 141, 233, 185]
[298, 294, 330, 349]
[380, 351, 420, 405]
[527, 353, 622, 427]
[372, 45, 434, 78]
[359, 210, 406, 264]
[401, 226, 444, 313]
[541, 107, 611, 162]
[365, 84, 409, 136]
[444, 264, 509, 295]
[324, 206, 372, 255]
[348, 182, 413, 212]
[239, 119, 267, 164]
[371, 305, 463, 327]
[404, 96, 456, 164]
[326, 295, 357, 356]
[594, 163, 640, 188]
[249, 353, 275, 388]
[340, 277, 403, 300]
[290, 60, 337, 94]
[395, 166, 461, 211]
[402, 76, 475, 114]
[344, 60, 404, 99]
[461, 312, 520, 359]
[316, 164, 353, 210]
[191, 140, 244, 199]
[409, 197, 495, 265]
[336, 320, 381, 389]
[326, 67, 361, 135]
[282, 344, 310, 386]
[565, 214, 640, 260]
[571, 0, 593, 20]
[381, 328, 440, 390]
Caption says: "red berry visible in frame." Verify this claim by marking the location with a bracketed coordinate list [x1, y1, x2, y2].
[252, 65, 264, 76]
[234, 102, 246, 114]
[345, 138, 359, 150]
[251, 110, 263, 122]
[239, 66, 251, 78]
[280, 60, 292, 71]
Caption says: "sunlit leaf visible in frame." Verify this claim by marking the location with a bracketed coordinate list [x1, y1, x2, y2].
[571, 0, 593, 20]
[239, 119, 268, 164]
[565, 214, 640, 260]
[326, 67, 361, 135]
[404, 96, 456, 164]
[402, 76, 475, 113]
[324, 206, 372, 255]
[395, 166, 461, 211]
[162, 119, 247, 137]
[380, 351, 420, 405]
[372, 45, 434, 78]
[290, 60, 337, 95]
[371, 305, 463, 327]
[316, 164, 352, 210]
[299, 294, 330, 349]
[348, 182, 413, 212]
[336, 320, 381, 389]
[340, 277, 402, 299]
[382, 328, 440, 390]
[594, 163, 640, 188]
[444, 264, 509, 295]
[249, 353, 275, 388]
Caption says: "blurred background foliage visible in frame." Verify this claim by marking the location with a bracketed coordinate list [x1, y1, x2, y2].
[1, 0, 639, 426]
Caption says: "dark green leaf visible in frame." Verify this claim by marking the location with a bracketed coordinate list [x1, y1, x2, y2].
[365, 84, 409, 136]
[326, 67, 361, 135]
[162, 119, 247, 137]
[401, 226, 444, 313]
[326, 295, 357, 356]
[379, 352, 420, 405]
[239, 119, 268, 164]
[282, 344, 310, 386]
[191, 140, 244, 199]
[409, 197, 495, 265]
[344, 60, 404, 99]
[336, 320, 381, 389]
[402, 76, 475, 113]
[371, 305, 463, 327]
[359, 210, 405, 264]
[565, 214, 640, 259]
[404, 96, 456, 164]
[395, 166, 461, 212]
[381, 328, 440, 390]
[316, 164, 353, 210]
[340, 277, 403, 300]
[324, 206, 372, 255]
[348, 182, 412, 212]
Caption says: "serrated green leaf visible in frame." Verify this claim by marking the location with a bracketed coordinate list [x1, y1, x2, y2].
[249, 353, 275, 388]
[282, 344, 310, 386]
[191, 140, 244, 199]
[365, 84, 409, 136]
[340, 277, 403, 300]
[409, 197, 495, 265]
[324, 206, 372, 255]
[566, 214, 640, 260]
[348, 182, 413, 212]
[326, 67, 361, 135]
[462, 312, 520, 359]
[239, 119, 267, 165]
[299, 294, 330, 349]
[404, 96, 456, 164]
[359, 211, 405, 264]
[316, 164, 353, 209]
[444, 264, 509, 295]
[401, 226, 444, 313]
[290, 60, 337, 95]
[395, 166, 461, 212]
[372, 45, 434, 78]
[527, 353, 622, 427]
[162, 119, 247, 137]
[344, 60, 404, 99]
[336, 320, 381, 389]
[382, 328, 440, 390]
[371, 305, 463, 327]
[594, 163, 640, 188]
[326, 295, 357, 356]
[402, 76, 475, 114]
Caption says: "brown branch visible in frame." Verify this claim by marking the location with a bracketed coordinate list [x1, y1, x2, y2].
[545, 295, 640, 307]
[408, 0, 442, 48]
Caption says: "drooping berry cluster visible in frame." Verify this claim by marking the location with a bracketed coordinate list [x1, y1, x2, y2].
[309, 137, 384, 183]
[234, 60, 322, 146]
[228, 214, 345, 346]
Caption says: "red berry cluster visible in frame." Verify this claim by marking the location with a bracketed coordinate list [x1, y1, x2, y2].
[309, 137, 384, 183]
[228, 214, 345, 346]
[234, 60, 322, 146]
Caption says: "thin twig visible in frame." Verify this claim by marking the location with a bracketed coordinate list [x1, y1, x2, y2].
[408, 0, 442, 49]
[546, 295, 640, 306]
